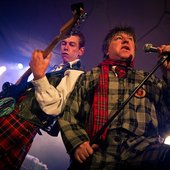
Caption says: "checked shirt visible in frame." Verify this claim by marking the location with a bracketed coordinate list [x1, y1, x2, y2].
[59, 66, 170, 169]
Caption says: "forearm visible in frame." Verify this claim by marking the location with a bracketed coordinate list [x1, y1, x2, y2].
[32, 70, 84, 116]
[59, 117, 90, 154]
[58, 74, 90, 154]
[32, 76, 62, 115]
[162, 70, 170, 111]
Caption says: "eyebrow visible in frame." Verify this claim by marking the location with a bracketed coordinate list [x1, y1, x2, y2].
[61, 40, 76, 44]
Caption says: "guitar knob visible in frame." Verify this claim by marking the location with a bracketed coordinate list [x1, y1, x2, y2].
[2, 82, 13, 91]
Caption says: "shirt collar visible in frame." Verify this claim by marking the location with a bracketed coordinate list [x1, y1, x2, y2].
[68, 59, 80, 68]
[53, 59, 80, 71]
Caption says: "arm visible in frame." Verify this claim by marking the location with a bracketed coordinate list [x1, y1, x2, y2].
[32, 69, 84, 115]
[158, 45, 170, 110]
[58, 74, 91, 159]
[59, 68, 101, 162]
[158, 45, 170, 81]
[29, 49, 84, 116]
[155, 45, 170, 135]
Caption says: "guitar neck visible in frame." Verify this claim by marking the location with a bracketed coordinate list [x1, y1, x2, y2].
[15, 35, 61, 85]
[15, 67, 32, 85]
[14, 7, 86, 86]
[43, 35, 61, 58]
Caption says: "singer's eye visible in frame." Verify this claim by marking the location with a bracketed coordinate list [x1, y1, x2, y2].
[128, 37, 134, 41]
[61, 41, 66, 46]
[69, 42, 76, 47]
[113, 36, 122, 41]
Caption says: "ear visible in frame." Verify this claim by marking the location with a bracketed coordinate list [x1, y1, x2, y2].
[78, 47, 85, 57]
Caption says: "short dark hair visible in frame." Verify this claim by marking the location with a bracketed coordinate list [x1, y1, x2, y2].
[74, 31, 85, 48]
[65, 31, 85, 48]
[102, 26, 136, 56]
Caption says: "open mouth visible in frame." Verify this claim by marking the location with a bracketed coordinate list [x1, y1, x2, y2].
[62, 52, 68, 56]
[121, 46, 130, 51]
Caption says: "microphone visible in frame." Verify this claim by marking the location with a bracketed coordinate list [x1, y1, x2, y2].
[144, 44, 170, 61]
[143, 43, 158, 53]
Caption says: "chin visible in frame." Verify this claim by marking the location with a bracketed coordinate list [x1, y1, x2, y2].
[122, 55, 133, 60]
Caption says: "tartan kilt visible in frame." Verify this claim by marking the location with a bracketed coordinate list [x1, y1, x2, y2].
[0, 106, 38, 170]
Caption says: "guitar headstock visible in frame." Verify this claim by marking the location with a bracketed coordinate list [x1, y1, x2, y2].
[60, 3, 87, 38]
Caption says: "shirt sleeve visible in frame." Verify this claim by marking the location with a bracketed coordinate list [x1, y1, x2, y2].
[58, 74, 90, 154]
[32, 69, 84, 116]
[163, 70, 170, 111]
[157, 71, 170, 135]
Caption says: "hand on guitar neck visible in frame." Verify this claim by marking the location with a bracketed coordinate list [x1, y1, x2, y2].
[29, 50, 52, 80]
[0, 2, 87, 101]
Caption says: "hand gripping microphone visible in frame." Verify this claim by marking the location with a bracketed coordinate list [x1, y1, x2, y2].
[143, 43, 159, 53]
[144, 43, 170, 56]
[144, 43, 170, 62]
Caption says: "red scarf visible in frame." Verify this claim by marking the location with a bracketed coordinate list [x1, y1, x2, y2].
[87, 58, 134, 141]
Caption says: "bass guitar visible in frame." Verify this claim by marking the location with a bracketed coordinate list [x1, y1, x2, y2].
[0, 2, 87, 116]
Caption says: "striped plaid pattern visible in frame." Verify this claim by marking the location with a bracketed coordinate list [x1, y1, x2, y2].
[67, 129, 170, 170]
[0, 106, 38, 169]
[122, 142, 170, 170]
[87, 59, 131, 141]
[59, 66, 170, 169]
[87, 64, 109, 141]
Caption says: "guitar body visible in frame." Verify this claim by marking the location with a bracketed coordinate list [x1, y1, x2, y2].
[0, 81, 32, 100]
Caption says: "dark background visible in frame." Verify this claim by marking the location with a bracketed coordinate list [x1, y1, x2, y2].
[0, 0, 170, 169]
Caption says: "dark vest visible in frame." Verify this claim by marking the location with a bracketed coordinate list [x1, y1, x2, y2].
[11, 61, 82, 136]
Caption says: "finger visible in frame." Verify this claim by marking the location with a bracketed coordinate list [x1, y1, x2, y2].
[92, 144, 99, 150]
[85, 145, 93, 155]
[47, 52, 52, 59]
[74, 141, 93, 163]
[32, 49, 44, 58]
[82, 147, 90, 157]
[44, 52, 52, 64]
[76, 155, 84, 163]
[79, 153, 87, 161]
[75, 147, 89, 159]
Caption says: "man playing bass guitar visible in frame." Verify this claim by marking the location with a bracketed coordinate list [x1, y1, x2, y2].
[0, 31, 85, 170]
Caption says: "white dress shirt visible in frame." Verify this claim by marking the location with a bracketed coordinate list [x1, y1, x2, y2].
[32, 59, 84, 116]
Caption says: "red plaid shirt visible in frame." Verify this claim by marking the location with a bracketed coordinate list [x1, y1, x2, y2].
[0, 107, 38, 169]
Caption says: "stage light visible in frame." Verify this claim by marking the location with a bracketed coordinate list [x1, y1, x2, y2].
[164, 136, 170, 145]
[17, 63, 24, 69]
[0, 66, 7, 75]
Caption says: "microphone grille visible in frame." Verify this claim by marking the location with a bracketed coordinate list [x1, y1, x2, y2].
[143, 43, 153, 52]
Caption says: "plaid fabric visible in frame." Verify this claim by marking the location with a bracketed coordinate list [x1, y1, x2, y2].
[0, 103, 38, 170]
[115, 66, 126, 78]
[67, 129, 170, 170]
[59, 65, 170, 169]
[87, 62, 109, 141]
[122, 142, 170, 170]
[88, 59, 133, 141]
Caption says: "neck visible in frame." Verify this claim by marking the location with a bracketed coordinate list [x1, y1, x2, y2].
[101, 58, 134, 68]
